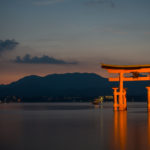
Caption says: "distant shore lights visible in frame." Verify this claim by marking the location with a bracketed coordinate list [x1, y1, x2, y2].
[101, 64, 150, 111]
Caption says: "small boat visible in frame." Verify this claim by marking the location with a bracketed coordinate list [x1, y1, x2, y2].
[92, 96, 104, 105]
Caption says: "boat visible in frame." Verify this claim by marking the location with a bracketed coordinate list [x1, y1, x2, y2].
[92, 96, 104, 105]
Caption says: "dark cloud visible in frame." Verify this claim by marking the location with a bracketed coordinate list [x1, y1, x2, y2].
[85, 0, 115, 8]
[14, 54, 78, 65]
[0, 39, 19, 53]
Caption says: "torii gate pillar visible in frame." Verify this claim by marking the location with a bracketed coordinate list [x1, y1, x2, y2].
[119, 72, 124, 110]
[146, 86, 150, 111]
[112, 87, 118, 110]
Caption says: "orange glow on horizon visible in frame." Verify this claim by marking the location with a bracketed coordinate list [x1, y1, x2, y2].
[0, 70, 106, 85]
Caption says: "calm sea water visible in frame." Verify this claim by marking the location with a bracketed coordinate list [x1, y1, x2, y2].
[0, 102, 149, 150]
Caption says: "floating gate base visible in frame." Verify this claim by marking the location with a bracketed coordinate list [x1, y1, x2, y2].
[112, 87, 127, 111]
[101, 64, 150, 111]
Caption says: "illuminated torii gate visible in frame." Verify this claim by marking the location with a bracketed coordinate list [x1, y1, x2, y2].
[101, 64, 150, 111]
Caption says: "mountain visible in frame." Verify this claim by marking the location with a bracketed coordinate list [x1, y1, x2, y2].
[0, 73, 149, 100]
[0, 73, 112, 97]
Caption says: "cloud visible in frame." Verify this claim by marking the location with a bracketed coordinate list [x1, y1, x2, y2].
[85, 0, 115, 8]
[0, 39, 19, 54]
[13, 54, 78, 65]
[33, 0, 64, 6]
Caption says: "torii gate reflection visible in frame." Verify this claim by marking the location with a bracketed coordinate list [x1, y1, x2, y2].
[113, 111, 150, 150]
[101, 64, 150, 111]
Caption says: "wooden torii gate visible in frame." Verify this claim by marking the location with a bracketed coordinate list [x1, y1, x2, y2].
[101, 64, 150, 111]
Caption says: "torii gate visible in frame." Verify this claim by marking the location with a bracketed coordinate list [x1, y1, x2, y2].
[101, 64, 150, 111]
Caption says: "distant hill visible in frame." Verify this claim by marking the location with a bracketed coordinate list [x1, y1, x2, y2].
[0, 73, 111, 97]
[0, 73, 149, 100]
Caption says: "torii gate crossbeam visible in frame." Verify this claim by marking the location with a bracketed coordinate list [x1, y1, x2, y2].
[101, 64, 150, 111]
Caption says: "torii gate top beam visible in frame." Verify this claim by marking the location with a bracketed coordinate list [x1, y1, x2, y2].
[101, 64, 150, 73]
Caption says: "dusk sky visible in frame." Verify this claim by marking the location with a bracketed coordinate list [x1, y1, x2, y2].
[0, 0, 150, 84]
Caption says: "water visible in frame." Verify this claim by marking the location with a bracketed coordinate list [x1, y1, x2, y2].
[0, 102, 149, 150]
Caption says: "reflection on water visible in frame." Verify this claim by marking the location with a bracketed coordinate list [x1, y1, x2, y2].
[0, 103, 150, 150]
[112, 104, 150, 150]
[113, 111, 127, 150]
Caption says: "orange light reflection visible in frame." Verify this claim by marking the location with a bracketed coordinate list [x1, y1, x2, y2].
[114, 111, 127, 150]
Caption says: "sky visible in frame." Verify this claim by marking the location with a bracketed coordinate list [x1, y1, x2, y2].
[0, 0, 150, 84]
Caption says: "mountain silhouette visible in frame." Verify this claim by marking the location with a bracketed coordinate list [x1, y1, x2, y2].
[0, 73, 149, 100]
[0, 73, 111, 97]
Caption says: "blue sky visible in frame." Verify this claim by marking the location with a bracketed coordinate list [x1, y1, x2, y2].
[0, 0, 150, 83]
